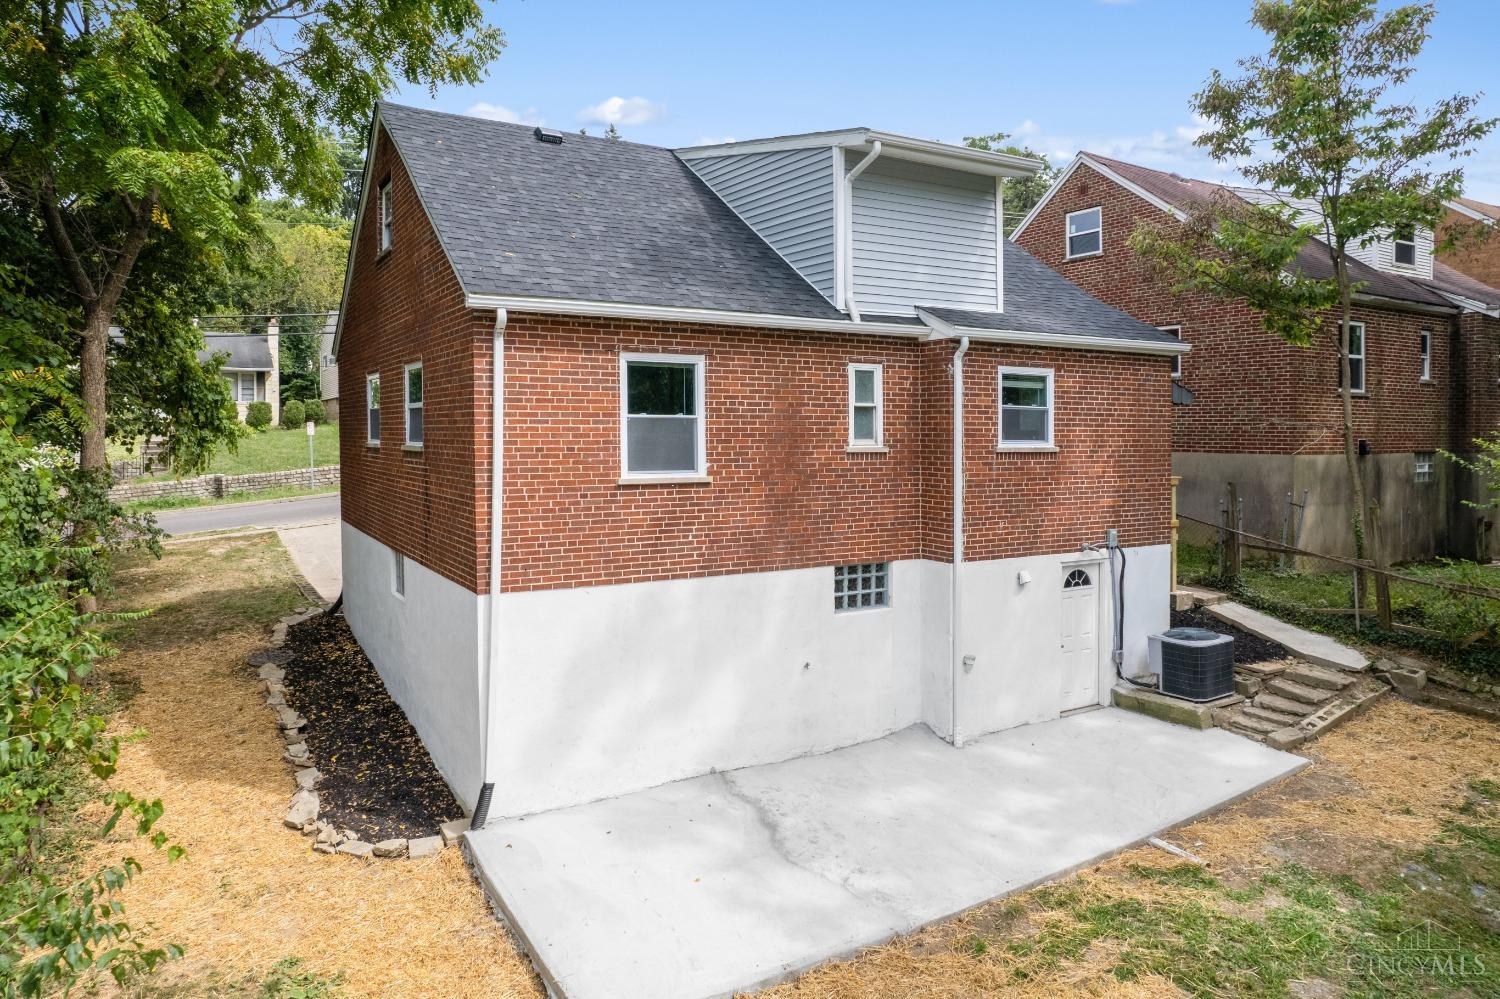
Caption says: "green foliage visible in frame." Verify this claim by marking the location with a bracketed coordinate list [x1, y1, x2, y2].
[279, 399, 307, 430]
[1442, 433, 1500, 511]
[962, 132, 1057, 234]
[303, 399, 327, 424]
[258, 957, 344, 998]
[245, 401, 272, 430]
[0, 426, 183, 995]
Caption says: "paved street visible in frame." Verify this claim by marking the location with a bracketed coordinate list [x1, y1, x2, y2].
[152, 492, 340, 536]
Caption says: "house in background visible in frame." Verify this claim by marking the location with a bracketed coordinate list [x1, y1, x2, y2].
[1439, 196, 1500, 289]
[318, 312, 340, 420]
[1013, 153, 1500, 561]
[199, 318, 280, 425]
[333, 104, 1186, 821]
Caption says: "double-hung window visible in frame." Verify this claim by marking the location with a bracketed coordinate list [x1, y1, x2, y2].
[404, 363, 423, 446]
[379, 181, 393, 252]
[848, 363, 884, 448]
[1342, 322, 1367, 394]
[366, 373, 381, 444]
[1065, 207, 1102, 259]
[998, 367, 1054, 448]
[228, 372, 256, 403]
[620, 354, 705, 478]
[1393, 227, 1417, 267]
[1419, 331, 1432, 382]
[1158, 325, 1183, 378]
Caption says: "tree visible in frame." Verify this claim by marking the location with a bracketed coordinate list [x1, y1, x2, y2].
[1128, 0, 1495, 559]
[963, 132, 1058, 235]
[0, 0, 505, 474]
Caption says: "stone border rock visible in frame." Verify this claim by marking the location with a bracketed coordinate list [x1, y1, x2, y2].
[254, 606, 469, 859]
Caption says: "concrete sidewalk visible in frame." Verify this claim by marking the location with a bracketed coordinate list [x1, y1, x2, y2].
[466, 708, 1306, 999]
[277, 522, 341, 603]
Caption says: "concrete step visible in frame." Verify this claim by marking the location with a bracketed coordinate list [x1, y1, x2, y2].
[1267, 687, 1388, 751]
[1219, 720, 1268, 742]
[1228, 710, 1287, 735]
[1254, 692, 1319, 717]
[1265, 677, 1338, 706]
[1238, 660, 1290, 679]
[1241, 704, 1304, 727]
[1283, 662, 1355, 692]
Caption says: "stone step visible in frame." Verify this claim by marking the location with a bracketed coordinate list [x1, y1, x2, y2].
[1241, 704, 1304, 728]
[1218, 718, 1268, 742]
[1283, 662, 1355, 692]
[1238, 661, 1290, 679]
[1228, 710, 1286, 734]
[1265, 677, 1338, 706]
[1255, 692, 1319, 717]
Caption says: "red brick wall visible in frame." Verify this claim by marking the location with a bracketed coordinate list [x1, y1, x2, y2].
[1438, 208, 1500, 289]
[498, 317, 1172, 592]
[1015, 162, 1461, 456]
[338, 125, 493, 593]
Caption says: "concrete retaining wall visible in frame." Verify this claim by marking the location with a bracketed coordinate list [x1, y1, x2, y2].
[110, 465, 340, 503]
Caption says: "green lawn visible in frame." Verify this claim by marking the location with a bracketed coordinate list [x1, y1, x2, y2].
[119, 426, 340, 481]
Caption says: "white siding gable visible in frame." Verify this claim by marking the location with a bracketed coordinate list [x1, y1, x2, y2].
[1349, 226, 1434, 279]
[685, 147, 839, 302]
[849, 156, 998, 316]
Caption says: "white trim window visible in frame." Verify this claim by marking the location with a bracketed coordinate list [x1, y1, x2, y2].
[1065, 206, 1102, 259]
[1414, 452, 1435, 484]
[1419, 330, 1432, 382]
[392, 550, 405, 597]
[379, 181, 393, 252]
[365, 373, 381, 444]
[998, 367, 1054, 447]
[227, 371, 257, 403]
[1393, 227, 1417, 267]
[404, 362, 424, 446]
[1158, 325, 1183, 378]
[1342, 322, 1367, 394]
[848, 363, 883, 448]
[620, 354, 706, 478]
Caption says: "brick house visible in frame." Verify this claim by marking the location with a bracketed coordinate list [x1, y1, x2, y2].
[1439, 196, 1500, 289]
[1013, 153, 1500, 562]
[333, 104, 1186, 821]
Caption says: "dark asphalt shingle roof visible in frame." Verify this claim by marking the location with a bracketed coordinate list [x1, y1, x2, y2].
[1420, 262, 1500, 310]
[197, 334, 274, 370]
[378, 103, 843, 319]
[922, 242, 1182, 345]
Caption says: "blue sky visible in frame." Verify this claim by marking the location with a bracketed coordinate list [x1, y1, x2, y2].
[393, 0, 1500, 201]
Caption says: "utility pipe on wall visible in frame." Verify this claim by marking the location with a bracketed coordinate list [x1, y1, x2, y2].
[841, 140, 882, 322]
[472, 307, 508, 830]
[950, 335, 970, 747]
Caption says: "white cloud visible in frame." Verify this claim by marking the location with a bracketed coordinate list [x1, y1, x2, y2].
[577, 96, 667, 127]
[467, 101, 546, 126]
[1002, 116, 1247, 185]
[691, 135, 738, 146]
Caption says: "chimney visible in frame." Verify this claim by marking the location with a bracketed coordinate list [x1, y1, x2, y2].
[267, 316, 281, 425]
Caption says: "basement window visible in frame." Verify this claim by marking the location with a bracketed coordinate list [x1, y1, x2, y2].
[1415, 453, 1435, 484]
[834, 562, 889, 611]
[621, 354, 706, 478]
[1393, 227, 1417, 267]
[848, 363, 884, 448]
[1065, 207, 1102, 259]
[998, 367, 1054, 447]
[392, 550, 405, 597]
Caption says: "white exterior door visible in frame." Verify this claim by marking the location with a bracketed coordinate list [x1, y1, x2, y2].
[1059, 565, 1100, 711]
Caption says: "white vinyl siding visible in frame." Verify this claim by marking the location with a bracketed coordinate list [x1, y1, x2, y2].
[686, 148, 838, 301]
[849, 156, 999, 316]
[1349, 225, 1434, 278]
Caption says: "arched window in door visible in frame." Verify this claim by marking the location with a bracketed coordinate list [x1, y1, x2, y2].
[1063, 568, 1093, 589]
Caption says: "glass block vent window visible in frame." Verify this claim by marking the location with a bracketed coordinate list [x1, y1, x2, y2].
[834, 562, 890, 611]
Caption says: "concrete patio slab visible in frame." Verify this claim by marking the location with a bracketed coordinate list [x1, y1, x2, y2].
[465, 708, 1306, 999]
[1208, 600, 1368, 672]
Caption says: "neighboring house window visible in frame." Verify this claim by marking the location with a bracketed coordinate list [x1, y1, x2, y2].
[1158, 325, 1183, 379]
[1342, 322, 1366, 394]
[404, 363, 424, 446]
[366, 373, 380, 444]
[998, 367, 1054, 447]
[834, 562, 889, 611]
[1393, 227, 1417, 267]
[620, 354, 705, 478]
[848, 363, 883, 448]
[1414, 453, 1435, 484]
[1419, 331, 1432, 381]
[392, 550, 405, 597]
[379, 181, 393, 252]
[227, 372, 256, 403]
[1065, 207, 1102, 259]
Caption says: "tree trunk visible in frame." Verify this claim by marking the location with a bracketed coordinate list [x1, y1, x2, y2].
[79, 307, 110, 471]
[1335, 255, 1369, 563]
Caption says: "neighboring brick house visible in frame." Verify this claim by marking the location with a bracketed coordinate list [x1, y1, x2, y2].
[333, 104, 1186, 821]
[1014, 153, 1500, 561]
[1439, 196, 1500, 289]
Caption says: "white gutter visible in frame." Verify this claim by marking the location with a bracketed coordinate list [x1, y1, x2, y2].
[841, 139, 882, 323]
[472, 307, 507, 829]
[915, 308, 1190, 357]
[950, 335, 970, 748]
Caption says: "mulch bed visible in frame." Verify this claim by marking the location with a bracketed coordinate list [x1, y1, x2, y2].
[281, 612, 464, 841]
[1172, 606, 1291, 667]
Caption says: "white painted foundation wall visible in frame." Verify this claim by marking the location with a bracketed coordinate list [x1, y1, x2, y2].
[340, 522, 485, 811]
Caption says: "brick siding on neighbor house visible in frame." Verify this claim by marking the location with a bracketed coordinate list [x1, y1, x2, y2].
[109, 466, 340, 503]
[1014, 162, 1487, 458]
[1438, 207, 1500, 290]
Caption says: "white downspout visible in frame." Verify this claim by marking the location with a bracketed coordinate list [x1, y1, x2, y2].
[472, 308, 507, 829]
[950, 335, 969, 747]
[842, 139, 882, 322]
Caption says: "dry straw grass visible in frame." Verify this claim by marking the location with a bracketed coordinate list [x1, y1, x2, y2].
[92, 533, 1500, 997]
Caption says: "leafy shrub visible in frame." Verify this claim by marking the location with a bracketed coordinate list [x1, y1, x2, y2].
[245, 400, 272, 430]
[302, 398, 326, 424]
[279, 399, 305, 430]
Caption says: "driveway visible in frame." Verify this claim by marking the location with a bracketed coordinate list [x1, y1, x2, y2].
[465, 708, 1306, 999]
[156, 494, 342, 602]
